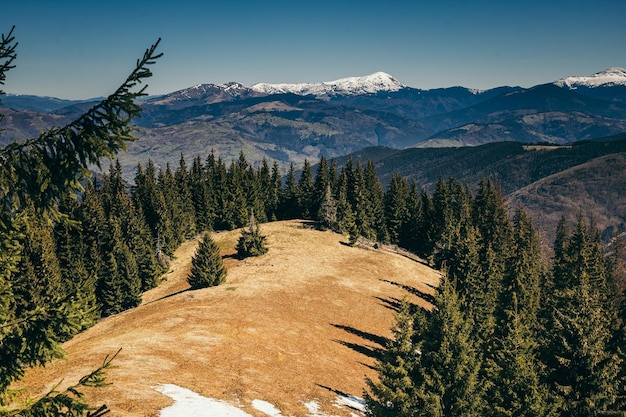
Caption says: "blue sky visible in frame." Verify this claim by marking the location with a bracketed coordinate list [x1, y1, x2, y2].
[2, 0, 625, 99]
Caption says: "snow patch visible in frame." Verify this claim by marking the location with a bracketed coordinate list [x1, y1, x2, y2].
[155, 384, 365, 417]
[155, 384, 252, 417]
[251, 72, 405, 97]
[335, 394, 366, 413]
[303, 401, 326, 416]
[252, 399, 285, 417]
[554, 67, 626, 89]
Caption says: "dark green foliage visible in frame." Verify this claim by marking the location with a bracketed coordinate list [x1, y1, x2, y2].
[384, 173, 410, 244]
[365, 301, 419, 417]
[187, 233, 227, 289]
[280, 163, 299, 219]
[236, 211, 268, 258]
[414, 278, 484, 417]
[313, 155, 330, 220]
[0, 27, 161, 413]
[486, 305, 558, 417]
[540, 215, 622, 416]
[318, 184, 338, 231]
[297, 159, 315, 219]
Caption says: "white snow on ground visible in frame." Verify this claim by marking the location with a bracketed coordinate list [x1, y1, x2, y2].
[303, 401, 326, 417]
[335, 394, 366, 413]
[155, 384, 365, 417]
[252, 399, 285, 416]
[155, 384, 253, 417]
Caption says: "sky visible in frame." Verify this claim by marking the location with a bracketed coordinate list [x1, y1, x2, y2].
[2, 0, 626, 100]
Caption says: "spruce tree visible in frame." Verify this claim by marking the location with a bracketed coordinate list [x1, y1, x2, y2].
[280, 163, 299, 219]
[297, 159, 315, 219]
[365, 301, 419, 417]
[268, 161, 282, 221]
[313, 155, 330, 220]
[384, 173, 410, 245]
[236, 210, 268, 258]
[318, 184, 338, 232]
[0, 27, 161, 413]
[413, 277, 484, 417]
[188, 232, 227, 289]
[364, 160, 389, 243]
[540, 216, 622, 416]
[486, 302, 558, 417]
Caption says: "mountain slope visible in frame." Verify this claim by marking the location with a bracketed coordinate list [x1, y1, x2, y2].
[337, 136, 626, 192]
[420, 83, 626, 145]
[17, 220, 440, 417]
[507, 153, 626, 242]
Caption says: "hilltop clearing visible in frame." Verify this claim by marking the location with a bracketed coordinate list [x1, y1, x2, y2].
[16, 220, 440, 416]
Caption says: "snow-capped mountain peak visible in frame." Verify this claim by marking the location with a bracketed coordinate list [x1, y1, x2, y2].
[554, 67, 626, 89]
[251, 71, 405, 97]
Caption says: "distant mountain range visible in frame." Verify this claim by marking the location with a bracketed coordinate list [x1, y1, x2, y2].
[2, 68, 626, 175]
[2, 69, 625, 244]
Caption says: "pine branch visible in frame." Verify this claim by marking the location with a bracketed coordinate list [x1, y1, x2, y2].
[0, 26, 18, 97]
[0, 39, 162, 230]
[5, 350, 120, 416]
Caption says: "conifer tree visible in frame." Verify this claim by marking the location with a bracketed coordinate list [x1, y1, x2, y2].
[257, 158, 273, 222]
[297, 159, 315, 219]
[280, 163, 299, 219]
[336, 171, 358, 243]
[385, 173, 410, 245]
[364, 160, 388, 243]
[365, 301, 420, 417]
[540, 216, 622, 416]
[413, 277, 484, 416]
[187, 232, 227, 289]
[352, 161, 375, 240]
[236, 210, 268, 258]
[486, 301, 558, 417]
[54, 195, 100, 330]
[189, 155, 215, 231]
[318, 184, 338, 232]
[313, 155, 330, 220]
[268, 161, 282, 221]
[497, 208, 543, 334]
[174, 153, 197, 237]
[0, 28, 161, 413]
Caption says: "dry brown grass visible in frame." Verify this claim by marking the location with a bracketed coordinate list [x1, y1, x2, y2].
[17, 220, 440, 416]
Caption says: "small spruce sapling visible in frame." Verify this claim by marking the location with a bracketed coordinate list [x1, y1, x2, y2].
[236, 209, 268, 258]
[187, 233, 227, 289]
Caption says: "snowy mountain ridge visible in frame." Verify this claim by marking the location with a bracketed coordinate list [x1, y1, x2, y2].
[554, 67, 626, 89]
[251, 71, 406, 97]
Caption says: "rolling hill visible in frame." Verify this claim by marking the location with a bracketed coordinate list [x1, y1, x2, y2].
[15, 220, 440, 417]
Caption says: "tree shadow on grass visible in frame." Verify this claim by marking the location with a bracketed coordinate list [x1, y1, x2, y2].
[142, 287, 191, 306]
[331, 324, 388, 347]
[331, 323, 388, 362]
[316, 384, 368, 411]
[332, 339, 382, 361]
[380, 278, 437, 305]
[374, 295, 403, 313]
